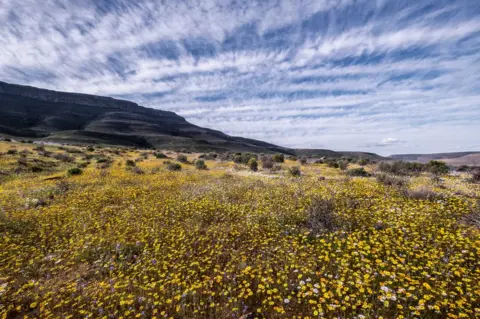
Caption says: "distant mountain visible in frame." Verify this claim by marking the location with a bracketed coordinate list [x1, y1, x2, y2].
[0, 80, 382, 158]
[390, 152, 480, 166]
[294, 149, 383, 160]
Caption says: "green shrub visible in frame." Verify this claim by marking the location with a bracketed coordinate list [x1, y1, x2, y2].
[67, 167, 82, 176]
[271, 164, 283, 172]
[272, 153, 285, 163]
[337, 160, 348, 171]
[31, 166, 43, 173]
[177, 154, 188, 163]
[378, 161, 425, 176]
[65, 148, 82, 154]
[358, 158, 369, 166]
[232, 153, 257, 165]
[472, 169, 480, 183]
[125, 160, 136, 167]
[241, 153, 256, 165]
[346, 167, 370, 177]
[7, 149, 18, 155]
[166, 163, 182, 171]
[326, 158, 339, 168]
[96, 158, 110, 163]
[195, 160, 208, 170]
[78, 162, 89, 168]
[233, 155, 243, 164]
[288, 166, 301, 177]
[299, 157, 308, 165]
[247, 158, 258, 172]
[426, 160, 449, 176]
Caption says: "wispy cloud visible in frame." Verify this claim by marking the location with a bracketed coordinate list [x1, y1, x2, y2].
[373, 138, 403, 147]
[1, 0, 479, 154]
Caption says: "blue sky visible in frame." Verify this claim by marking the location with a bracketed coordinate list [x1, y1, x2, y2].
[1, 0, 479, 155]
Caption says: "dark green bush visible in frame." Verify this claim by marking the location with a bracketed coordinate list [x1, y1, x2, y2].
[338, 160, 348, 171]
[426, 160, 449, 176]
[472, 169, 480, 183]
[166, 163, 182, 171]
[67, 167, 82, 176]
[241, 153, 256, 165]
[177, 154, 188, 163]
[31, 166, 43, 173]
[65, 148, 82, 154]
[272, 153, 285, 163]
[346, 167, 370, 177]
[288, 166, 301, 177]
[233, 155, 243, 164]
[326, 158, 339, 168]
[358, 158, 369, 166]
[96, 157, 110, 163]
[378, 161, 425, 176]
[195, 160, 208, 170]
[247, 158, 258, 171]
[125, 160, 136, 167]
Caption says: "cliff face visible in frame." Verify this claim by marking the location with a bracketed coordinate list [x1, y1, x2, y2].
[0, 81, 138, 109]
[0, 81, 182, 119]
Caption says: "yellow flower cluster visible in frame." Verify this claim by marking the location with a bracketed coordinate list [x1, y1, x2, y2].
[0, 143, 479, 318]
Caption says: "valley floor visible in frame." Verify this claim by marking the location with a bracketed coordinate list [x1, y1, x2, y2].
[0, 141, 479, 318]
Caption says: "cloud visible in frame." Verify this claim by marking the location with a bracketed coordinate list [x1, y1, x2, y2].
[1, 0, 479, 155]
[375, 138, 403, 147]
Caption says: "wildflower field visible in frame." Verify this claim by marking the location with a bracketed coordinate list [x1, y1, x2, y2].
[0, 141, 479, 318]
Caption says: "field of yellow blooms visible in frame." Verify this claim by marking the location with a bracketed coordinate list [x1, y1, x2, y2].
[0, 141, 479, 319]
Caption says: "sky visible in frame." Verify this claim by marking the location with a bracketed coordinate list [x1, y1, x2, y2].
[1, 0, 480, 155]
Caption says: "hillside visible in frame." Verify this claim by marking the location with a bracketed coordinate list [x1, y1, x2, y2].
[0, 81, 289, 153]
[0, 80, 383, 159]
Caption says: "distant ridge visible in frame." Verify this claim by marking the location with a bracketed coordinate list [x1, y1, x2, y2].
[389, 152, 480, 166]
[0, 80, 383, 158]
